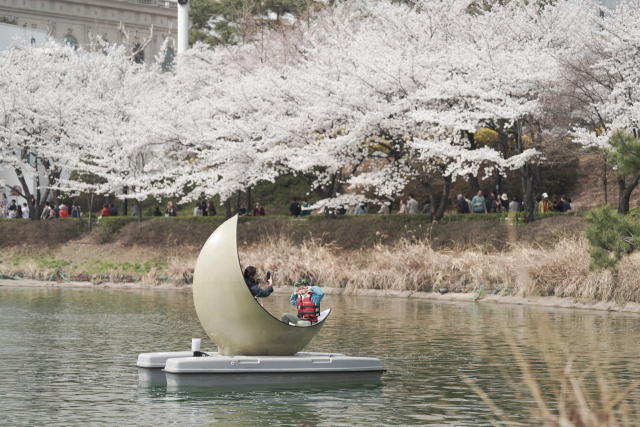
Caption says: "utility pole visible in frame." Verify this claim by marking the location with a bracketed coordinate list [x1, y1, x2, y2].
[123, 186, 128, 216]
[177, 0, 189, 54]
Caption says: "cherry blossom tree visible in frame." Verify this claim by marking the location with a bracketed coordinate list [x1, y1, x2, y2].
[0, 40, 86, 219]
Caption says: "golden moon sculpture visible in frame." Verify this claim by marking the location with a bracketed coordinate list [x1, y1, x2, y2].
[193, 215, 331, 356]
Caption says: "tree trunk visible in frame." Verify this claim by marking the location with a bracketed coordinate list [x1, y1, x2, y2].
[87, 176, 95, 232]
[468, 173, 480, 196]
[432, 177, 451, 222]
[618, 176, 640, 215]
[123, 186, 128, 217]
[39, 188, 50, 209]
[521, 164, 535, 223]
[137, 199, 142, 222]
[421, 176, 451, 222]
[532, 164, 542, 198]
[603, 154, 608, 205]
[495, 170, 502, 196]
[243, 187, 251, 211]
[419, 180, 436, 219]
[14, 167, 36, 221]
[234, 190, 241, 214]
[224, 198, 232, 219]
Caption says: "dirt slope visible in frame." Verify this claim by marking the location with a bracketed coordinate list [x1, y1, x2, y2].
[573, 154, 640, 210]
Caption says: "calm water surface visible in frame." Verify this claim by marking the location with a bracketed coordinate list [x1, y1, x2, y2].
[1, 287, 640, 426]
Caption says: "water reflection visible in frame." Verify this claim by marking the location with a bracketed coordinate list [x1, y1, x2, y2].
[1, 287, 640, 425]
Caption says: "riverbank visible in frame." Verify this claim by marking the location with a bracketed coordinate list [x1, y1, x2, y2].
[2, 279, 639, 314]
[5, 214, 638, 305]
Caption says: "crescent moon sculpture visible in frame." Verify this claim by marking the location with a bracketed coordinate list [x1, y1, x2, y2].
[193, 215, 331, 356]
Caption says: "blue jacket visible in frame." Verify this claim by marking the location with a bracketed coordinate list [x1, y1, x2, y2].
[290, 286, 324, 306]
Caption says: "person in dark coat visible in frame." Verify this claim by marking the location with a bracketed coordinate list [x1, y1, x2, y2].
[487, 191, 496, 213]
[109, 203, 118, 216]
[153, 207, 162, 217]
[206, 201, 217, 217]
[457, 194, 470, 214]
[289, 197, 301, 217]
[561, 195, 571, 213]
[243, 266, 273, 298]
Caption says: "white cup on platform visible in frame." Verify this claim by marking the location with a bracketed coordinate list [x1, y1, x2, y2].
[191, 338, 201, 352]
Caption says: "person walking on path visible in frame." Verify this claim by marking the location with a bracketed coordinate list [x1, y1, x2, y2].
[487, 191, 496, 213]
[378, 202, 390, 214]
[253, 201, 265, 217]
[152, 207, 161, 217]
[397, 199, 407, 214]
[457, 194, 470, 214]
[1, 193, 7, 219]
[509, 197, 519, 212]
[355, 202, 367, 215]
[41, 202, 51, 220]
[561, 195, 571, 213]
[499, 194, 509, 212]
[206, 201, 216, 217]
[100, 204, 110, 218]
[165, 201, 176, 217]
[289, 197, 301, 218]
[421, 198, 432, 214]
[471, 190, 487, 213]
[29, 195, 36, 218]
[71, 205, 80, 218]
[300, 199, 312, 217]
[237, 203, 249, 217]
[58, 205, 68, 218]
[491, 194, 502, 213]
[407, 194, 419, 214]
[21, 203, 29, 219]
[464, 195, 473, 213]
[538, 193, 550, 213]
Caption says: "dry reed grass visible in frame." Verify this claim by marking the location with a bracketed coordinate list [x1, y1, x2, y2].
[462, 316, 640, 426]
[4, 228, 640, 302]
[237, 234, 640, 302]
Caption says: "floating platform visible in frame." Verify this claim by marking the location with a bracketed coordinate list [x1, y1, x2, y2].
[137, 351, 385, 386]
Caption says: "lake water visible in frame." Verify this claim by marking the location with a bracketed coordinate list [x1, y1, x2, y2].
[1, 287, 640, 426]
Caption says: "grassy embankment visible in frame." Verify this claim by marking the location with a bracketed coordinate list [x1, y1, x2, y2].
[5, 212, 637, 303]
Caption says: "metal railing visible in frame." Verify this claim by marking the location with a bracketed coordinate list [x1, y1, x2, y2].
[122, 0, 177, 9]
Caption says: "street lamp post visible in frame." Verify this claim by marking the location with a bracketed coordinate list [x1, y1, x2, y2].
[177, 0, 189, 54]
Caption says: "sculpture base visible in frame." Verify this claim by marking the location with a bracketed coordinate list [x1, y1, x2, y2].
[136, 351, 385, 386]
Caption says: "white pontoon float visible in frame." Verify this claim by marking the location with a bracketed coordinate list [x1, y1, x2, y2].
[136, 215, 385, 386]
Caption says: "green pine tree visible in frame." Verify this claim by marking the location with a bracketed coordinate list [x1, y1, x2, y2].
[189, 0, 315, 47]
[606, 131, 640, 215]
[584, 205, 640, 271]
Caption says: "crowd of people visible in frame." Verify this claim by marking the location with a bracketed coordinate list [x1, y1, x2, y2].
[1, 190, 578, 221]
[0, 193, 83, 220]
[455, 191, 576, 214]
[328, 191, 577, 217]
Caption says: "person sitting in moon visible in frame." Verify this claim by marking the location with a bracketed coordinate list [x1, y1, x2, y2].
[281, 280, 325, 326]
[243, 266, 273, 298]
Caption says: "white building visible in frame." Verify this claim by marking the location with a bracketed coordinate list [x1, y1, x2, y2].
[0, 1, 181, 207]
[0, 0, 177, 60]
[0, 20, 47, 49]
